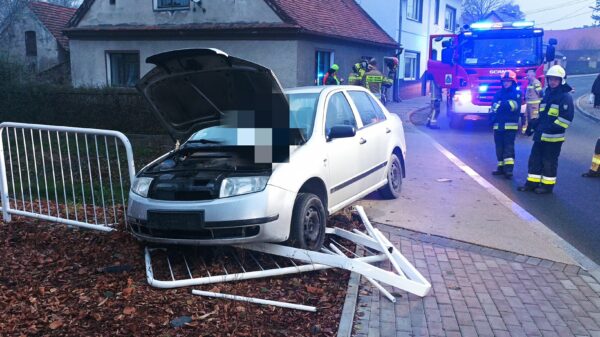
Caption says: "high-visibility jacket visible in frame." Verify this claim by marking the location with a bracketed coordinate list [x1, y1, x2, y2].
[532, 83, 574, 143]
[362, 67, 392, 94]
[490, 83, 521, 131]
[348, 69, 365, 86]
[323, 72, 340, 85]
[526, 78, 543, 104]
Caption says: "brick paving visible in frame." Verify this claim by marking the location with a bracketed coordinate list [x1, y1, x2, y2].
[352, 224, 600, 337]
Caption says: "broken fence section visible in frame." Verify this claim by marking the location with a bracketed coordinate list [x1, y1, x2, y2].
[0, 122, 136, 232]
[145, 205, 432, 309]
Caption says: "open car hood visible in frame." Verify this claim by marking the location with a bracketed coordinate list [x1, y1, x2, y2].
[137, 48, 288, 142]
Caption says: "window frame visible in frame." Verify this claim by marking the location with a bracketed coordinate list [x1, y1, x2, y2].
[324, 91, 359, 138]
[153, 0, 190, 11]
[315, 50, 334, 86]
[406, 0, 423, 23]
[25, 31, 37, 57]
[105, 51, 141, 88]
[444, 5, 457, 32]
[347, 91, 387, 129]
[434, 0, 440, 25]
[403, 51, 420, 81]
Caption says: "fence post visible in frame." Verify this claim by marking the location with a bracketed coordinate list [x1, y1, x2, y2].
[0, 126, 12, 222]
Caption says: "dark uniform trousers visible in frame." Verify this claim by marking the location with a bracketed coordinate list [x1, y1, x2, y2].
[494, 130, 517, 173]
[525, 141, 563, 191]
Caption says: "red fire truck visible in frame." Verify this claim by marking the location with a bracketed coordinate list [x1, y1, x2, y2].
[426, 21, 557, 128]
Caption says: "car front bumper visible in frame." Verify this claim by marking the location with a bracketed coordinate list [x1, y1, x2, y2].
[127, 184, 296, 245]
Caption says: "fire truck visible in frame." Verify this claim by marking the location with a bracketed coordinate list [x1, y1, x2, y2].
[426, 21, 558, 128]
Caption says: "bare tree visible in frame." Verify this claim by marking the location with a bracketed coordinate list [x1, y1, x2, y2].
[0, 0, 31, 27]
[461, 0, 511, 25]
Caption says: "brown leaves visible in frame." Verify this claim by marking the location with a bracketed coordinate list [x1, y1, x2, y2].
[48, 320, 63, 330]
[122, 306, 136, 315]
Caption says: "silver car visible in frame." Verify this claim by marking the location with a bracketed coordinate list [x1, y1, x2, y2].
[127, 49, 407, 251]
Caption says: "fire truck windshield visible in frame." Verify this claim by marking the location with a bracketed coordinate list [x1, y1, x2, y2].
[459, 36, 542, 67]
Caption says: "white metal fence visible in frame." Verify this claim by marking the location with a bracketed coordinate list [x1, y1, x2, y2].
[0, 122, 136, 232]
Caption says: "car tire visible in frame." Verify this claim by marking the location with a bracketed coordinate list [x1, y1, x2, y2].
[287, 193, 326, 251]
[378, 153, 403, 199]
[449, 114, 464, 129]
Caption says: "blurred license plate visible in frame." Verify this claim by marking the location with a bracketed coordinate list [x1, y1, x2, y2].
[147, 211, 205, 230]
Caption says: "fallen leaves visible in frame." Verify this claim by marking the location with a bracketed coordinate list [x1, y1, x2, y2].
[0, 210, 360, 336]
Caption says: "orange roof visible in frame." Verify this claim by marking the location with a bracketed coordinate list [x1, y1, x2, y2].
[28, 2, 77, 50]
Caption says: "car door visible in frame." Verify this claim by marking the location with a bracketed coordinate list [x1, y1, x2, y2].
[346, 91, 390, 189]
[324, 91, 364, 208]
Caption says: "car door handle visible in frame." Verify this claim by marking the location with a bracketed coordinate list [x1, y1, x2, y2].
[386, 128, 391, 134]
[359, 138, 367, 144]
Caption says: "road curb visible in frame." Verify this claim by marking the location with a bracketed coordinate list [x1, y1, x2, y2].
[576, 94, 600, 122]
[406, 106, 430, 125]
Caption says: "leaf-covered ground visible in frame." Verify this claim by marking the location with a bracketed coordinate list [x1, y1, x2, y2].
[0, 213, 362, 337]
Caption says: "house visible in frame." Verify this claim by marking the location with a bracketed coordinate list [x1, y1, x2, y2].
[0, 2, 76, 77]
[64, 0, 399, 88]
[357, 0, 462, 98]
[545, 27, 600, 75]
[480, 10, 519, 23]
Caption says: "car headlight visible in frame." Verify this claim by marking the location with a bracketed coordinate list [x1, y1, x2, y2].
[131, 177, 153, 198]
[219, 176, 269, 198]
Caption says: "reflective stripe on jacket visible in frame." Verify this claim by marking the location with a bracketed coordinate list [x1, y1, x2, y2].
[491, 83, 521, 131]
[533, 84, 574, 143]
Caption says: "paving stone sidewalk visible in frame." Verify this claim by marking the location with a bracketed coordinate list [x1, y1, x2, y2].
[353, 224, 600, 337]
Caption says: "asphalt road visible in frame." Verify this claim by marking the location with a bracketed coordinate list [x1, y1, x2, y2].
[418, 74, 600, 264]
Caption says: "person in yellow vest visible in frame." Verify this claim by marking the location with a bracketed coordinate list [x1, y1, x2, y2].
[582, 138, 600, 178]
[347, 63, 365, 86]
[362, 58, 392, 96]
[523, 69, 543, 134]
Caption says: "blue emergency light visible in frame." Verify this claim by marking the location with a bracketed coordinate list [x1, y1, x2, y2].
[512, 21, 534, 28]
[470, 22, 493, 29]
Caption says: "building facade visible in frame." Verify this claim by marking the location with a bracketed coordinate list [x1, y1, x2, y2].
[357, 0, 461, 96]
[0, 2, 75, 75]
[65, 0, 398, 89]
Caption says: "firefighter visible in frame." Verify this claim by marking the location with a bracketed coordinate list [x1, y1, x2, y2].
[347, 63, 365, 86]
[490, 70, 521, 179]
[582, 138, 600, 178]
[523, 69, 543, 134]
[518, 65, 574, 194]
[427, 79, 443, 129]
[323, 64, 341, 85]
[362, 58, 392, 96]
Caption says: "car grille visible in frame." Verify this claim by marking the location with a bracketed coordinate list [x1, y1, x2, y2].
[129, 217, 260, 240]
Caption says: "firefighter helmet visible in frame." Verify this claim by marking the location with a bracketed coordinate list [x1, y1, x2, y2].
[501, 70, 517, 82]
[546, 65, 566, 79]
[331, 64, 339, 71]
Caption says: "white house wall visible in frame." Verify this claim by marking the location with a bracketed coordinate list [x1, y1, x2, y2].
[77, 0, 283, 27]
[0, 7, 65, 72]
[69, 39, 298, 88]
[354, 0, 401, 42]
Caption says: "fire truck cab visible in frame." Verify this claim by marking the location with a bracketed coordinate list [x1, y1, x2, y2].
[426, 21, 557, 128]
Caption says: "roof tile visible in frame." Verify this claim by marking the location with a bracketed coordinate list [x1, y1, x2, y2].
[28, 2, 77, 50]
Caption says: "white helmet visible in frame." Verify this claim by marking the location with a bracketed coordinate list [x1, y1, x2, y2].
[546, 65, 566, 83]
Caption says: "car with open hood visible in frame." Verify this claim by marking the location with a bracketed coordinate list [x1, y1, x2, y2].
[127, 48, 407, 250]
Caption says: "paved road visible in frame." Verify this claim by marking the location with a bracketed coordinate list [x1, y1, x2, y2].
[418, 74, 600, 265]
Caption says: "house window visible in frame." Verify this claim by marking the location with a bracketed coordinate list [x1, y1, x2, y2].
[445, 5, 457, 32]
[25, 31, 37, 57]
[407, 0, 423, 22]
[154, 0, 189, 10]
[315, 51, 333, 85]
[106, 52, 140, 87]
[434, 0, 440, 25]
[404, 52, 419, 81]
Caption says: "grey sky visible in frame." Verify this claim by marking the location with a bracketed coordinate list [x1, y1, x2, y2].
[514, 0, 594, 30]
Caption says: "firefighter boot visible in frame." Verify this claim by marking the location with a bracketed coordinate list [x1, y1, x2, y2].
[492, 166, 504, 176]
[517, 185, 536, 192]
[427, 99, 441, 129]
[582, 139, 600, 177]
[534, 186, 553, 194]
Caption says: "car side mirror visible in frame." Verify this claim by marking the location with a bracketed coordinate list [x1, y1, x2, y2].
[327, 125, 356, 141]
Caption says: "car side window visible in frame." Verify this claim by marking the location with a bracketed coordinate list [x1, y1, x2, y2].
[325, 92, 357, 133]
[348, 91, 386, 127]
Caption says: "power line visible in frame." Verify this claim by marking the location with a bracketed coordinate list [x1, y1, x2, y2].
[536, 6, 593, 25]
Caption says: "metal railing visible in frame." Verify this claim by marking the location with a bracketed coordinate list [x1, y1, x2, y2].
[0, 122, 135, 232]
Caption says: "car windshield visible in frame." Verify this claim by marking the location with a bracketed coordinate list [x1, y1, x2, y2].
[187, 92, 319, 145]
[459, 36, 542, 67]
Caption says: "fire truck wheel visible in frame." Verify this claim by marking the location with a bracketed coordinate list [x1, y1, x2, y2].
[449, 114, 464, 129]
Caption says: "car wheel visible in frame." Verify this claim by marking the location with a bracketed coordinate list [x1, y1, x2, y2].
[287, 193, 326, 251]
[378, 153, 403, 199]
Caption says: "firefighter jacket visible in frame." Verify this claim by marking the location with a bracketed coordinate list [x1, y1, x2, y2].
[348, 69, 365, 86]
[532, 83, 574, 143]
[323, 72, 340, 85]
[362, 67, 392, 94]
[490, 83, 521, 131]
[526, 78, 543, 104]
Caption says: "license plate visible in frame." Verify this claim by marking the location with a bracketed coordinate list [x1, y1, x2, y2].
[147, 211, 205, 231]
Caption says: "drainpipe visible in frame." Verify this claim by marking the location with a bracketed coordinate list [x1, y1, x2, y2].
[394, 0, 403, 102]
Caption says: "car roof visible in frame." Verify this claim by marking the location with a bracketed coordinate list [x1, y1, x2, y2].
[285, 85, 369, 95]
